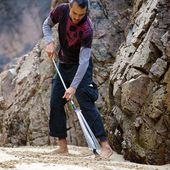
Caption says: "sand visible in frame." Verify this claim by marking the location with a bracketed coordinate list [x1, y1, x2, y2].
[0, 146, 169, 170]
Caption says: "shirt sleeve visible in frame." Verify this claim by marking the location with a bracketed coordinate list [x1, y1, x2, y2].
[42, 4, 66, 44]
[42, 16, 55, 44]
[70, 47, 91, 89]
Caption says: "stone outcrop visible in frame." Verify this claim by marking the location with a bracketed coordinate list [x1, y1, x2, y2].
[0, 42, 51, 146]
[0, 41, 86, 147]
[109, 0, 170, 165]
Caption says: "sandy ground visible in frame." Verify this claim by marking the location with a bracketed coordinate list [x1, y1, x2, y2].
[0, 146, 169, 170]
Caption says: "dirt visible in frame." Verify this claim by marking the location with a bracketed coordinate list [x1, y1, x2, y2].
[0, 146, 169, 170]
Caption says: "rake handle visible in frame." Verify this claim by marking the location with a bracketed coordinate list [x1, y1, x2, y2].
[52, 58, 67, 91]
[52, 58, 76, 108]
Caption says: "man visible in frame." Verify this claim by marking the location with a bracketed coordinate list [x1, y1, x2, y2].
[42, 0, 113, 158]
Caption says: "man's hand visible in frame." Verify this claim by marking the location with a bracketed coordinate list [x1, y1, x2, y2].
[63, 87, 76, 101]
[45, 41, 56, 59]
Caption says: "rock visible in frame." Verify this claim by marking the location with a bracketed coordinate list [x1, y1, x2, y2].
[121, 75, 153, 115]
[150, 58, 167, 80]
[109, 0, 170, 165]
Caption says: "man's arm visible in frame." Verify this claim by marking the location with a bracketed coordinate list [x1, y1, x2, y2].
[43, 4, 66, 44]
[43, 4, 64, 58]
[71, 47, 91, 88]
[63, 47, 91, 101]
[42, 16, 55, 44]
[43, 16, 56, 58]
[63, 20, 93, 101]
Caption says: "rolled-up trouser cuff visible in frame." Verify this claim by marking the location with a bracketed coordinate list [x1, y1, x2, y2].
[99, 136, 108, 142]
[49, 132, 67, 139]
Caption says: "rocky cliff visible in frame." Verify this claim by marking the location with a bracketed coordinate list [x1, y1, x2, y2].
[108, 0, 170, 165]
[0, 0, 169, 165]
[0, 0, 50, 71]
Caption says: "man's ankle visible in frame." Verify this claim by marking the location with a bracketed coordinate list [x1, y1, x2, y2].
[100, 141, 113, 158]
[58, 138, 68, 152]
[100, 140, 111, 148]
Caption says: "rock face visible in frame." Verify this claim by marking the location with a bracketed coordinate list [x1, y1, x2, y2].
[0, 0, 169, 165]
[91, 0, 132, 108]
[109, 0, 170, 165]
[0, 43, 51, 146]
[0, 0, 50, 71]
[0, 41, 86, 147]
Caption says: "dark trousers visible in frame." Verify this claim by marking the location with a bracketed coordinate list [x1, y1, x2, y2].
[49, 60, 107, 142]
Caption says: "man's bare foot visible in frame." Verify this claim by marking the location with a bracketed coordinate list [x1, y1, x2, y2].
[52, 139, 69, 155]
[100, 141, 113, 159]
[52, 148, 69, 155]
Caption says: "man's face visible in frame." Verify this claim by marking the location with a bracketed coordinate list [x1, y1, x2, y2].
[69, 2, 87, 24]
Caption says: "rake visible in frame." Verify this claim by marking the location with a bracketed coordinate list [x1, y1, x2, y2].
[52, 58, 101, 155]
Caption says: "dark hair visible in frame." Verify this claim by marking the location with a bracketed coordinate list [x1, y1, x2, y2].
[69, 0, 89, 10]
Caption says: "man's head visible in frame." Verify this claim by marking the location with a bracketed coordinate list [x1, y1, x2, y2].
[69, 0, 89, 24]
